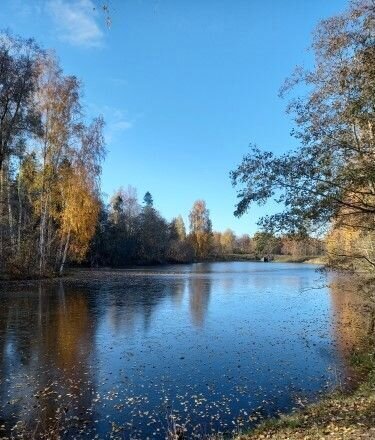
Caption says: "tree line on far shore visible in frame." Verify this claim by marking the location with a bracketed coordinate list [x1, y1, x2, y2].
[87, 186, 324, 267]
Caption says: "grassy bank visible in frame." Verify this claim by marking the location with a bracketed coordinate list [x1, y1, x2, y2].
[272, 255, 326, 264]
[237, 371, 375, 439]
[207, 254, 327, 264]
[206, 253, 257, 262]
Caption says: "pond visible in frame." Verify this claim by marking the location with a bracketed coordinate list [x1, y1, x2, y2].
[0, 262, 367, 438]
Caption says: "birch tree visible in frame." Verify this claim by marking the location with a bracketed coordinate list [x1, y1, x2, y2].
[189, 200, 212, 258]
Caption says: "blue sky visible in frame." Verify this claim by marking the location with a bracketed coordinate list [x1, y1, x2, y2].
[1, 0, 348, 235]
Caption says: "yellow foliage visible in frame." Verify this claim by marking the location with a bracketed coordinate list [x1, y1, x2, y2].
[59, 164, 100, 262]
[326, 224, 375, 271]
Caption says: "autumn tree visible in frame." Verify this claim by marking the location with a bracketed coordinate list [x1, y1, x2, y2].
[189, 200, 212, 258]
[0, 33, 105, 277]
[170, 215, 186, 241]
[211, 232, 223, 256]
[280, 234, 325, 258]
[236, 234, 253, 254]
[56, 118, 105, 274]
[33, 54, 84, 274]
[220, 228, 236, 254]
[166, 215, 194, 263]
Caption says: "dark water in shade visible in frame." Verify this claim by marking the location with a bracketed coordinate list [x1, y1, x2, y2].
[0, 262, 367, 438]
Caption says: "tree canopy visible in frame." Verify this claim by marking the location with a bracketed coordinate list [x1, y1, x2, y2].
[231, 0, 375, 242]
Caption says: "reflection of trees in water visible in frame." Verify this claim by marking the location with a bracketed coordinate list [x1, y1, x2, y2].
[221, 275, 235, 294]
[250, 272, 310, 292]
[0, 281, 98, 436]
[192, 263, 211, 273]
[169, 277, 186, 306]
[329, 275, 374, 376]
[105, 279, 161, 333]
[189, 275, 211, 327]
[105, 277, 187, 333]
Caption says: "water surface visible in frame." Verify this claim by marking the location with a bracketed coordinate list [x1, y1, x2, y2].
[0, 262, 365, 438]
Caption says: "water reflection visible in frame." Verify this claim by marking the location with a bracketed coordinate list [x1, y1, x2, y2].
[0, 263, 372, 439]
[329, 275, 374, 380]
[189, 275, 211, 327]
[0, 282, 98, 436]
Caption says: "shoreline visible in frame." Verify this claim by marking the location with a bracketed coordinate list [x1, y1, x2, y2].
[0, 256, 325, 283]
[237, 361, 375, 440]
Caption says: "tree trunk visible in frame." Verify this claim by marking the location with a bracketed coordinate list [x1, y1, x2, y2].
[59, 230, 71, 276]
[55, 234, 64, 271]
[7, 169, 15, 253]
[0, 166, 3, 264]
[39, 196, 48, 276]
[0, 151, 3, 176]
[17, 163, 22, 256]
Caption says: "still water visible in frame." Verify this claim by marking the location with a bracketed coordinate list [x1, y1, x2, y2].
[0, 262, 366, 438]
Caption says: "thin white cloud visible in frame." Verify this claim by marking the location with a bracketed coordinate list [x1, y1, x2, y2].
[87, 104, 134, 143]
[107, 113, 134, 144]
[101, 107, 133, 132]
[47, 0, 104, 48]
[111, 120, 133, 131]
[94, 105, 134, 143]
